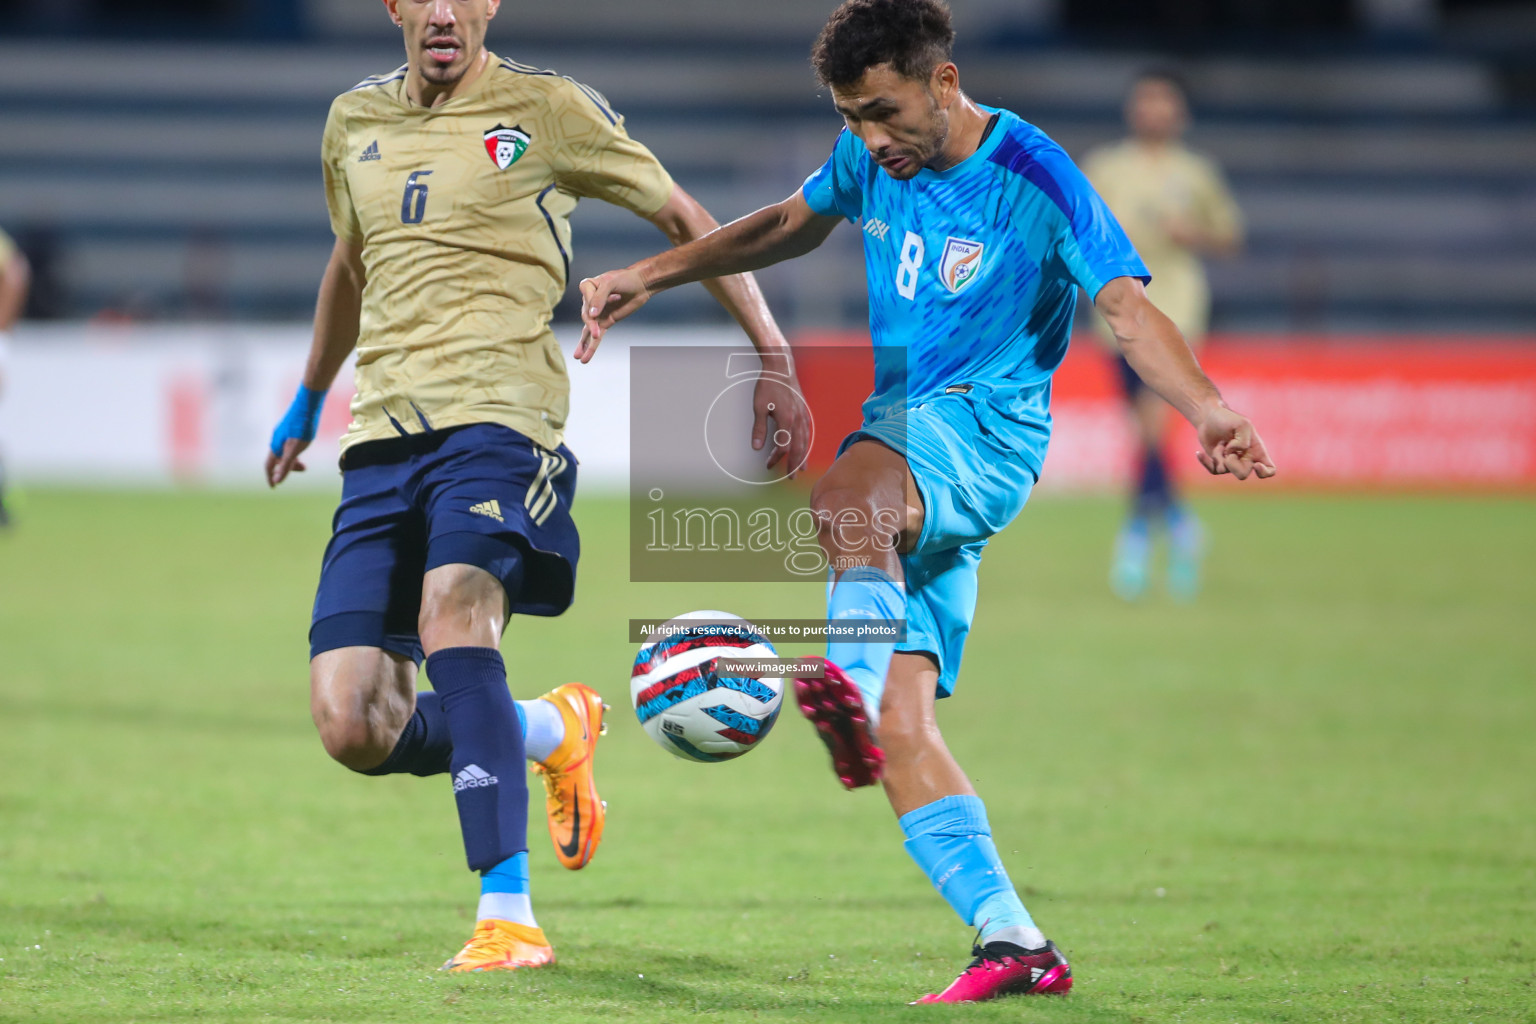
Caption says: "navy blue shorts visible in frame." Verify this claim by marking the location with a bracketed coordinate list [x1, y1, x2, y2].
[309, 423, 579, 663]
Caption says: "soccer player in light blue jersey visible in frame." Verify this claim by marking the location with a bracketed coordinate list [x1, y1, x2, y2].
[578, 0, 1274, 1003]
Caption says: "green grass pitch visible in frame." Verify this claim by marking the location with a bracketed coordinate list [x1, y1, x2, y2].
[1, 488, 1532, 1023]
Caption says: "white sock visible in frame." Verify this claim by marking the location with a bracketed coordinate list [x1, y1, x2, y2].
[476, 892, 538, 928]
[981, 924, 1048, 951]
[517, 699, 565, 763]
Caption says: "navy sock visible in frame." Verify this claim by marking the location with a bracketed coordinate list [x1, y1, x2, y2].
[359, 691, 453, 777]
[426, 647, 529, 873]
[1134, 447, 1174, 523]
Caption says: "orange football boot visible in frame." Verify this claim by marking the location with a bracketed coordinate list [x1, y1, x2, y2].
[531, 683, 608, 870]
[442, 919, 555, 972]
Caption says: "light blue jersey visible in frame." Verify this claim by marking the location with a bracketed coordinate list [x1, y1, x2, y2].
[802, 106, 1148, 477]
[802, 108, 1148, 696]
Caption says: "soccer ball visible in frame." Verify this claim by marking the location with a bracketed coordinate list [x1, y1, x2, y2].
[631, 611, 784, 762]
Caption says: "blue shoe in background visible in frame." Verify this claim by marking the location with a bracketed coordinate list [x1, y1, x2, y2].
[1167, 508, 1206, 603]
[1110, 518, 1152, 601]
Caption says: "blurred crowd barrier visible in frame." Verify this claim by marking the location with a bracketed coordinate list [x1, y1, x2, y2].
[3, 325, 1534, 492]
[1050, 336, 1536, 490]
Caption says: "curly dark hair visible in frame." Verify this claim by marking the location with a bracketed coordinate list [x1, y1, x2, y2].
[811, 0, 956, 88]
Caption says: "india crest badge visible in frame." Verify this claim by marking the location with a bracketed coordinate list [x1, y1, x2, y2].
[483, 124, 531, 170]
[939, 236, 985, 294]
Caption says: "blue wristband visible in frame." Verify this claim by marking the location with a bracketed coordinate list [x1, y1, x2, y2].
[270, 384, 327, 457]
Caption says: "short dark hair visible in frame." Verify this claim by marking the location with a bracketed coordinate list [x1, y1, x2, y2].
[811, 0, 956, 88]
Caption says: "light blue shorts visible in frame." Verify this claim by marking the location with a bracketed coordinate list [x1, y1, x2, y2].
[842, 387, 1043, 697]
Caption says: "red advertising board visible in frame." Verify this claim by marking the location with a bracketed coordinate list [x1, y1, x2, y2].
[792, 332, 1536, 490]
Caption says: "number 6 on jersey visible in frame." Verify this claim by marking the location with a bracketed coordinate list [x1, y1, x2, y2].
[401, 170, 433, 224]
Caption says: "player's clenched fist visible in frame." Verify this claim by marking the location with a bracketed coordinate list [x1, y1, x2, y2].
[1194, 404, 1276, 480]
[575, 269, 652, 363]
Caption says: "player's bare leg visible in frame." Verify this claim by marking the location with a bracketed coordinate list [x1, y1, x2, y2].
[875, 652, 973, 816]
[880, 654, 1072, 1002]
[809, 439, 918, 581]
[310, 647, 418, 771]
[306, 563, 514, 781]
[309, 634, 583, 785]
[794, 440, 919, 787]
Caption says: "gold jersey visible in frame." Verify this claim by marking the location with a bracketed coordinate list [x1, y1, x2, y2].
[1083, 140, 1242, 340]
[323, 53, 675, 453]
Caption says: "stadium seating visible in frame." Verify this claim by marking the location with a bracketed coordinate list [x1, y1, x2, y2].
[0, 36, 1531, 329]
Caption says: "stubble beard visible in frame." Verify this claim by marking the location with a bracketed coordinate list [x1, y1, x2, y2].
[420, 54, 469, 86]
[911, 102, 950, 175]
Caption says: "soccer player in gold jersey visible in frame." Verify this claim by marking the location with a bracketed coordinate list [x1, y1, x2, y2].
[1084, 70, 1243, 601]
[0, 227, 30, 528]
[265, 0, 805, 972]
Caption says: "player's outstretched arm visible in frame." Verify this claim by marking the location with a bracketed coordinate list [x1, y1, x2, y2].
[1095, 276, 1275, 480]
[575, 191, 839, 363]
[265, 237, 365, 488]
[641, 185, 810, 474]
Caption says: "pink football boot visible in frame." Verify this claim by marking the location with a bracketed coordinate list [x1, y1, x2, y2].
[793, 661, 884, 789]
[915, 940, 1073, 1003]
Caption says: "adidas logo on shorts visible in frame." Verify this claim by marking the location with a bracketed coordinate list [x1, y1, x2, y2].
[469, 499, 504, 523]
[453, 764, 498, 791]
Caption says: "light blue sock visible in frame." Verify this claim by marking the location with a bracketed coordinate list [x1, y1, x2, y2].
[515, 699, 565, 764]
[825, 566, 905, 726]
[478, 851, 536, 927]
[899, 795, 1044, 947]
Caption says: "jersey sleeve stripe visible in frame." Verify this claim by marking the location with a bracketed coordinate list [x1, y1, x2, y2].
[495, 59, 620, 124]
[569, 81, 619, 125]
[987, 132, 1072, 222]
[500, 58, 555, 77]
[346, 65, 408, 92]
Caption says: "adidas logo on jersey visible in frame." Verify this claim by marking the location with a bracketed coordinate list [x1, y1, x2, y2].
[469, 499, 504, 523]
[453, 764, 498, 791]
[358, 140, 381, 163]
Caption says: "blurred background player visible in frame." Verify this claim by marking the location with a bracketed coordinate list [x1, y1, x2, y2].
[1083, 70, 1243, 601]
[0, 227, 30, 528]
[265, 0, 800, 973]
[577, 0, 1274, 1002]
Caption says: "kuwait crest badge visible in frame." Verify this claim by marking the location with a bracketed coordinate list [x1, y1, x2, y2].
[483, 124, 531, 170]
[939, 236, 985, 294]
